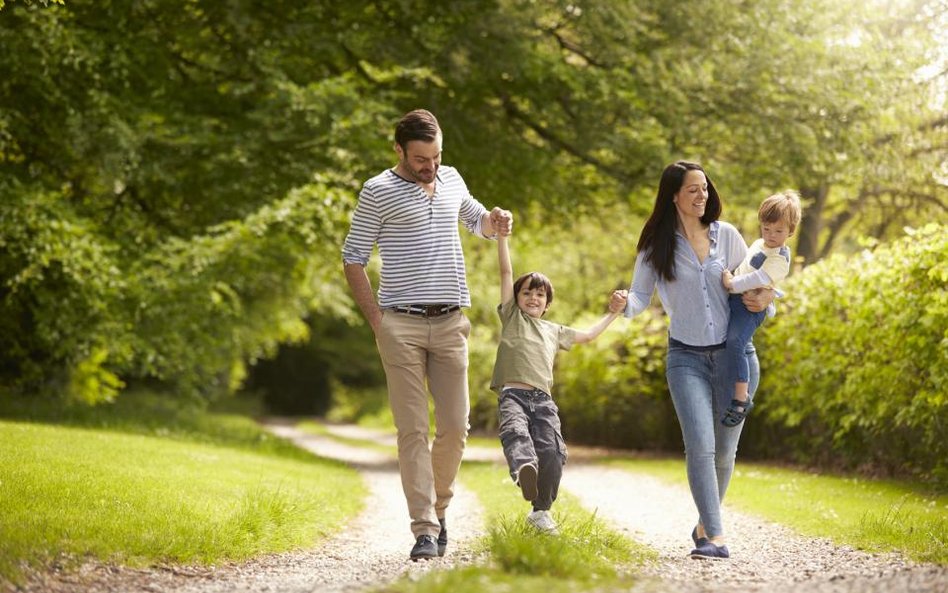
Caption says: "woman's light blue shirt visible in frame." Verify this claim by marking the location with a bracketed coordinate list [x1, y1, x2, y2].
[624, 221, 748, 347]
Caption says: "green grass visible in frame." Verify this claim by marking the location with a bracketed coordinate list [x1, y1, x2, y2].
[296, 420, 396, 454]
[603, 457, 948, 564]
[466, 434, 501, 450]
[379, 461, 654, 593]
[296, 420, 501, 457]
[0, 390, 314, 461]
[0, 393, 365, 584]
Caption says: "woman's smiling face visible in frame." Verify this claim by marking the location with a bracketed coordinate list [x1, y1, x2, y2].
[673, 170, 709, 220]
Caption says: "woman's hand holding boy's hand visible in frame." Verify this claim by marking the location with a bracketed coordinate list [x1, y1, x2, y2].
[722, 269, 734, 290]
[608, 289, 629, 314]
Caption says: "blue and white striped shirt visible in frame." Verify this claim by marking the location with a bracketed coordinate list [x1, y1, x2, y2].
[624, 221, 748, 346]
[341, 166, 490, 308]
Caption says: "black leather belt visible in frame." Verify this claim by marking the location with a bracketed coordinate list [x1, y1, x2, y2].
[391, 304, 460, 318]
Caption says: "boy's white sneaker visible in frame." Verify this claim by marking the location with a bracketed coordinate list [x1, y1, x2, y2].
[527, 510, 558, 534]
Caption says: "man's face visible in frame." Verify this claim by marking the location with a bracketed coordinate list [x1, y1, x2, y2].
[396, 135, 442, 184]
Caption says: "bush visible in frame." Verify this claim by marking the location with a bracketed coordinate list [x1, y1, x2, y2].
[748, 224, 947, 487]
[0, 188, 128, 404]
[554, 307, 679, 450]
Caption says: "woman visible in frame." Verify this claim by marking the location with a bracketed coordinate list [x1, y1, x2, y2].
[621, 160, 774, 559]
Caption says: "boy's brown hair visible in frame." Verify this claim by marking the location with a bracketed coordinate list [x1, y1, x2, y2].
[758, 190, 803, 234]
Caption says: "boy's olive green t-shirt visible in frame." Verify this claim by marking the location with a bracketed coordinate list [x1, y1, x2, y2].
[490, 298, 576, 395]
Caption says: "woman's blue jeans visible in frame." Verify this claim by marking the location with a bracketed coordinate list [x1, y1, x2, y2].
[665, 339, 759, 539]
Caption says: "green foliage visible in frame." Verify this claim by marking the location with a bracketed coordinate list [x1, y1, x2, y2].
[554, 308, 677, 449]
[0, 178, 356, 401]
[0, 1, 62, 13]
[750, 224, 948, 486]
[1, 0, 944, 440]
[0, 187, 128, 403]
[124, 180, 355, 399]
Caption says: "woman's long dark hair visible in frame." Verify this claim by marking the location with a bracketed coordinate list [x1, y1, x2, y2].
[636, 161, 721, 282]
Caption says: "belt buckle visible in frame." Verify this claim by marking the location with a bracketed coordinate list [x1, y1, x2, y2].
[425, 305, 441, 317]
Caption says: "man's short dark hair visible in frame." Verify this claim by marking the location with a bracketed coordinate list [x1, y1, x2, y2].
[395, 109, 441, 150]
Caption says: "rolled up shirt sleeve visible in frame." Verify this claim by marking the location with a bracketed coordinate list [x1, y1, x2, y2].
[342, 185, 381, 266]
[458, 192, 491, 239]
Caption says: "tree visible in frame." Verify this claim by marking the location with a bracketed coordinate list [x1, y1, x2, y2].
[2, 0, 943, 405]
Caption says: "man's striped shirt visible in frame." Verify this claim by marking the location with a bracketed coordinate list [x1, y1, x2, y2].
[342, 166, 490, 308]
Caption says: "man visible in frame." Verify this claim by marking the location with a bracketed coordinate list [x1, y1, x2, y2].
[342, 109, 512, 560]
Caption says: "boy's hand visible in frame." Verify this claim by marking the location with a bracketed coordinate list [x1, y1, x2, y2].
[608, 289, 628, 314]
[722, 269, 734, 290]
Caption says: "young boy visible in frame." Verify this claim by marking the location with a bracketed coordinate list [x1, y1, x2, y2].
[490, 234, 627, 533]
[721, 190, 803, 426]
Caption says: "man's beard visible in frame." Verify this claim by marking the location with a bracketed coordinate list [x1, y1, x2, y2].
[407, 163, 436, 184]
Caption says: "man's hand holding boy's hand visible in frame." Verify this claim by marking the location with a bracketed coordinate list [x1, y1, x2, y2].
[608, 289, 629, 314]
[489, 207, 513, 237]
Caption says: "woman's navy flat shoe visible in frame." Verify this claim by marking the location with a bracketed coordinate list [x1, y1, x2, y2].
[689, 541, 730, 560]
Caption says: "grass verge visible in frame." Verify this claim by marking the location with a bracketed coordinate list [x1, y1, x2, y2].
[0, 393, 365, 584]
[296, 420, 395, 454]
[379, 461, 655, 593]
[603, 456, 948, 564]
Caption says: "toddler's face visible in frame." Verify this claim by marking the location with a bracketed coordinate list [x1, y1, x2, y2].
[517, 285, 549, 318]
[761, 220, 792, 249]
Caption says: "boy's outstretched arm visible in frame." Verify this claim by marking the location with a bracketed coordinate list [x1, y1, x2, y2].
[573, 289, 628, 344]
[498, 235, 514, 304]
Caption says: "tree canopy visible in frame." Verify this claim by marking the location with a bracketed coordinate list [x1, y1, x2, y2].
[1, 0, 945, 404]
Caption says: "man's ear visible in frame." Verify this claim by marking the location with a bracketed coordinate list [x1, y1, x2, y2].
[394, 142, 404, 159]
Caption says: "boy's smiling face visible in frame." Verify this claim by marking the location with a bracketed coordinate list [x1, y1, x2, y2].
[517, 284, 549, 318]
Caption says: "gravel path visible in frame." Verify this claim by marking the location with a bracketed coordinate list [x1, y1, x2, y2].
[7, 421, 946, 593]
[562, 464, 947, 592]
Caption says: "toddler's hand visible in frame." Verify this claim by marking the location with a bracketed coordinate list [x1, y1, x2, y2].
[722, 270, 734, 290]
[608, 289, 628, 314]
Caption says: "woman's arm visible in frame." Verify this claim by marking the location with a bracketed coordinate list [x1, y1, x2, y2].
[625, 251, 656, 318]
[498, 235, 514, 304]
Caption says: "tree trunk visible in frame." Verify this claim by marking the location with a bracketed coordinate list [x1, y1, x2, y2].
[796, 184, 830, 267]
